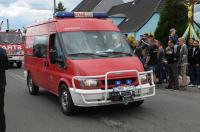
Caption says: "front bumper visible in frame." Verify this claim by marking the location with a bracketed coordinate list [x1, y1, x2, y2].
[8, 56, 24, 62]
[71, 70, 155, 107]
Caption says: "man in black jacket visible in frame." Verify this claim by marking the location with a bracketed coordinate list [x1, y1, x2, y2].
[188, 40, 200, 88]
[0, 47, 8, 132]
[165, 40, 179, 90]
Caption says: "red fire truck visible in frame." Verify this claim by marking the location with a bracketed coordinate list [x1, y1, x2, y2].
[24, 12, 155, 115]
[0, 31, 24, 68]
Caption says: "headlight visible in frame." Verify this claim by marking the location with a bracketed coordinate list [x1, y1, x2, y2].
[140, 75, 148, 84]
[78, 79, 98, 87]
[16, 49, 22, 55]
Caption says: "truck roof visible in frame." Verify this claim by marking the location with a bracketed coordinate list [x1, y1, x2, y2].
[26, 12, 119, 36]
[27, 19, 57, 28]
[26, 18, 119, 36]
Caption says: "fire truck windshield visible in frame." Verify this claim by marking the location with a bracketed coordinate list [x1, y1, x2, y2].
[0, 33, 22, 44]
[61, 31, 132, 58]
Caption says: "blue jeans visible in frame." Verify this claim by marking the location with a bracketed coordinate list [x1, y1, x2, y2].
[156, 63, 164, 83]
[189, 65, 200, 85]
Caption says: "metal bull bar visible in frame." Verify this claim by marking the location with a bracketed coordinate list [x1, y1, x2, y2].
[72, 70, 155, 105]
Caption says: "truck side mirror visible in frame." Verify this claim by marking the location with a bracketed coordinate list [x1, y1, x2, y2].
[49, 50, 56, 64]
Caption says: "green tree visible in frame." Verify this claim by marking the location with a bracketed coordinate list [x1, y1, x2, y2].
[55, 1, 66, 12]
[154, 0, 188, 46]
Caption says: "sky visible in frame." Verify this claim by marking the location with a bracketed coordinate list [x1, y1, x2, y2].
[194, 4, 200, 23]
[0, 0, 82, 30]
[0, 0, 200, 30]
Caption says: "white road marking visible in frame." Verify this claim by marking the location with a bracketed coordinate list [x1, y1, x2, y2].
[101, 118, 122, 127]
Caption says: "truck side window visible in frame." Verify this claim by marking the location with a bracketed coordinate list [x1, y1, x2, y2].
[49, 34, 63, 62]
[55, 36, 63, 59]
[33, 36, 48, 58]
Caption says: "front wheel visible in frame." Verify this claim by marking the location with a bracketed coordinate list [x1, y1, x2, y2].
[17, 62, 22, 68]
[27, 74, 39, 95]
[60, 84, 76, 116]
[9, 62, 13, 68]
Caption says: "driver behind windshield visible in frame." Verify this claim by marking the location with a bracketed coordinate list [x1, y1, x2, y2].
[112, 35, 124, 51]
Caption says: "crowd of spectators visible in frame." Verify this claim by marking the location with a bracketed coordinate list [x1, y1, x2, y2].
[125, 28, 200, 90]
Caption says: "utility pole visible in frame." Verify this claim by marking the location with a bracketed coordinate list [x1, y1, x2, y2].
[0, 21, 3, 31]
[7, 19, 9, 31]
[53, 0, 56, 16]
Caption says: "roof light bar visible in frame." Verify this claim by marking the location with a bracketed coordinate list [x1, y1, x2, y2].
[55, 12, 108, 19]
[55, 12, 74, 18]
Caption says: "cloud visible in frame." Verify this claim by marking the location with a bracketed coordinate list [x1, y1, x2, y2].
[0, 0, 17, 6]
[0, 0, 82, 29]
[0, 1, 52, 29]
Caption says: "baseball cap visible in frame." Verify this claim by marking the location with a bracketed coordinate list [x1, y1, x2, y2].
[170, 28, 176, 32]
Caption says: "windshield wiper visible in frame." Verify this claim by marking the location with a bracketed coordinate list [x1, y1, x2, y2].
[0, 41, 16, 44]
[101, 51, 133, 56]
[68, 53, 108, 57]
[1, 41, 9, 44]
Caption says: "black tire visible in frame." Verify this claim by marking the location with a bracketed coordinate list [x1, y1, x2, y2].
[17, 62, 22, 68]
[60, 84, 76, 115]
[27, 74, 39, 95]
[129, 100, 144, 107]
[9, 62, 13, 68]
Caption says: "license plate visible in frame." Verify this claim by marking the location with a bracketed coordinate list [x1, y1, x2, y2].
[141, 88, 150, 94]
[113, 85, 135, 92]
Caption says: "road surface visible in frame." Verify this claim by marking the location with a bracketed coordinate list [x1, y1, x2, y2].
[4, 68, 200, 132]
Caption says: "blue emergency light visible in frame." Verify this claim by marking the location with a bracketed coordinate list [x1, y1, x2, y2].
[115, 80, 121, 86]
[55, 12, 74, 18]
[126, 80, 132, 85]
[93, 13, 108, 18]
[55, 12, 108, 19]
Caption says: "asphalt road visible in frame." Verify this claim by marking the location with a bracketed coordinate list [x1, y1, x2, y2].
[4, 68, 200, 132]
